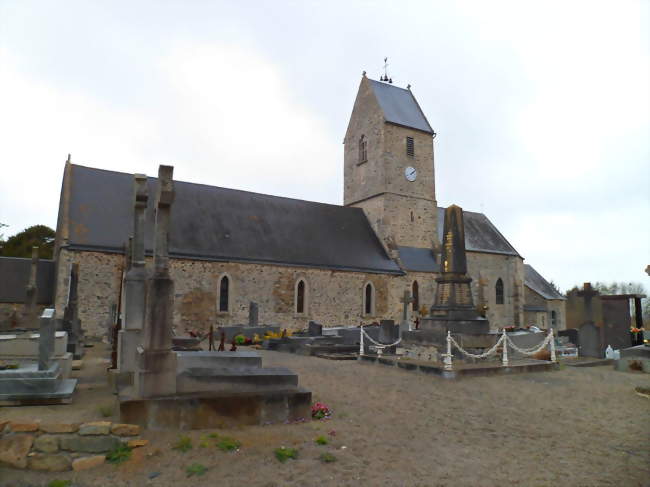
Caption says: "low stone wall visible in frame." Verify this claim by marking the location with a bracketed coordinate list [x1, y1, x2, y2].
[0, 420, 142, 472]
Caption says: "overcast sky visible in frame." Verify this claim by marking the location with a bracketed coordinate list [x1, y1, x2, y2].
[0, 0, 648, 292]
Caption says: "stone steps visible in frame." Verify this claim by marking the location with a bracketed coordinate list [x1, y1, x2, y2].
[177, 366, 299, 394]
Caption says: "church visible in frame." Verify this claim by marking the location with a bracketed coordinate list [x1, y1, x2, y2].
[49, 74, 565, 337]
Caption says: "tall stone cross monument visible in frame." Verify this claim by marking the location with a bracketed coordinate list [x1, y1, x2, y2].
[135, 166, 177, 398]
[118, 174, 148, 380]
[23, 246, 39, 328]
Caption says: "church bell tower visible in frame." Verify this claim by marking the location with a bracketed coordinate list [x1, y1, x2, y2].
[343, 74, 439, 252]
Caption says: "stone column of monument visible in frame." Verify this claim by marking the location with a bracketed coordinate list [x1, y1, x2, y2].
[61, 263, 84, 359]
[118, 175, 149, 383]
[23, 246, 39, 328]
[135, 165, 178, 398]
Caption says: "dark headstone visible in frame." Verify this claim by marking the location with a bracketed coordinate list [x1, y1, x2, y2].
[248, 302, 259, 327]
[308, 321, 323, 337]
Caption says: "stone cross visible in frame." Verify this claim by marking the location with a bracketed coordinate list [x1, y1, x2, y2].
[136, 165, 177, 398]
[577, 282, 599, 324]
[248, 302, 259, 327]
[38, 308, 56, 370]
[119, 175, 150, 379]
[400, 290, 414, 331]
[153, 166, 174, 277]
[23, 246, 39, 328]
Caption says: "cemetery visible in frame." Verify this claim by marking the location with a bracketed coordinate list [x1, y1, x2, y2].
[0, 165, 647, 485]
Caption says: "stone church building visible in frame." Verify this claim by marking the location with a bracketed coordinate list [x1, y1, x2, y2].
[50, 75, 565, 337]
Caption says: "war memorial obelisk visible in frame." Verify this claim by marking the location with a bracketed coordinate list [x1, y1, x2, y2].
[402, 205, 488, 347]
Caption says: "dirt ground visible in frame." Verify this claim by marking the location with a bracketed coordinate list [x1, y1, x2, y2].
[1, 344, 649, 487]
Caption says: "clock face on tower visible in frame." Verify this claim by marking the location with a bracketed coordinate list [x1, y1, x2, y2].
[405, 166, 417, 182]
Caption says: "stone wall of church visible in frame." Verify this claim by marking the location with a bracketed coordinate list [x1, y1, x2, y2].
[466, 252, 524, 330]
[54, 248, 444, 337]
[54, 247, 534, 338]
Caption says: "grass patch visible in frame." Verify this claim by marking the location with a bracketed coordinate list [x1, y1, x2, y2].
[274, 446, 298, 463]
[320, 452, 337, 463]
[173, 435, 193, 453]
[48, 481, 72, 487]
[216, 436, 241, 452]
[208, 432, 220, 439]
[315, 435, 328, 445]
[106, 444, 132, 465]
[98, 405, 113, 418]
[186, 463, 207, 477]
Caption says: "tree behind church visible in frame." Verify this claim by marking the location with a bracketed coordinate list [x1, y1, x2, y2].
[0, 225, 55, 259]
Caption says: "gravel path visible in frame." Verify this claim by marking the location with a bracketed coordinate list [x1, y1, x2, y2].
[1, 345, 649, 487]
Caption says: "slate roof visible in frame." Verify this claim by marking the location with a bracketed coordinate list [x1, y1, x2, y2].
[0, 257, 55, 304]
[368, 79, 435, 134]
[524, 264, 565, 300]
[437, 207, 520, 257]
[398, 246, 440, 273]
[63, 164, 403, 275]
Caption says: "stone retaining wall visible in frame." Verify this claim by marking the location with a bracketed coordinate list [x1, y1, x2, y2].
[0, 420, 143, 472]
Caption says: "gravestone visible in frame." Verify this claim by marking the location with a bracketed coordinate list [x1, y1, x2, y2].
[61, 263, 84, 359]
[308, 321, 323, 337]
[400, 290, 414, 333]
[578, 322, 601, 358]
[38, 308, 56, 370]
[248, 302, 259, 327]
[135, 165, 177, 398]
[22, 247, 39, 328]
[379, 320, 398, 343]
[118, 174, 149, 384]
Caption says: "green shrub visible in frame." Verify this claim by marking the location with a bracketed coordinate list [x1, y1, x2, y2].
[98, 405, 113, 417]
[320, 452, 337, 463]
[274, 446, 299, 462]
[48, 481, 72, 487]
[106, 444, 132, 465]
[234, 334, 246, 345]
[217, 436, 241, 451]
[186, 463, 207, 477]
[173, 435, 193, 453]
[315, 435, 328, 445]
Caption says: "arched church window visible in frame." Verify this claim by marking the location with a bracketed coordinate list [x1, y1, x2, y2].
[495, 278, 504, 305]
[412, 281, 419, 312]
[359, 135, 367, 163]
[295, 279, 307, 314]
[364, 282, 374, 316]
[218, 275, 230, 312]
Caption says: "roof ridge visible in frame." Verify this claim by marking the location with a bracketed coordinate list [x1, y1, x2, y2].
[70, 163, 349, 211]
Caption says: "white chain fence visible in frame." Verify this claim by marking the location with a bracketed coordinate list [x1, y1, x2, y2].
[359, 327, 402, 357]
[440, 328, 557, 370]
[358, 325, 557, 369]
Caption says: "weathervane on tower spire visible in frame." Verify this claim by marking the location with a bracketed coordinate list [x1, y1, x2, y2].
[380, 57, 392, 84]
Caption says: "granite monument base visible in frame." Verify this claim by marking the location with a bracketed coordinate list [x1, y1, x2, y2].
[120, 388, 312, 430]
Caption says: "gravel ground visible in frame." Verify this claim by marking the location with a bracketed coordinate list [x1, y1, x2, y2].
[1, 344, 649, 487]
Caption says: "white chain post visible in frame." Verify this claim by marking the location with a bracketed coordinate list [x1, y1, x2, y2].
[359, 327, 364, 356]
[501, 328, 509, 367]
[377, 345, 383, 357]
[549, 328, 556, 362]
[443, 330, 453, 370]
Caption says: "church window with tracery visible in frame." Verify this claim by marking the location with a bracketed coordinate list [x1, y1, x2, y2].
[359, 135, 367, 163]
[495, 278, 504, 305]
